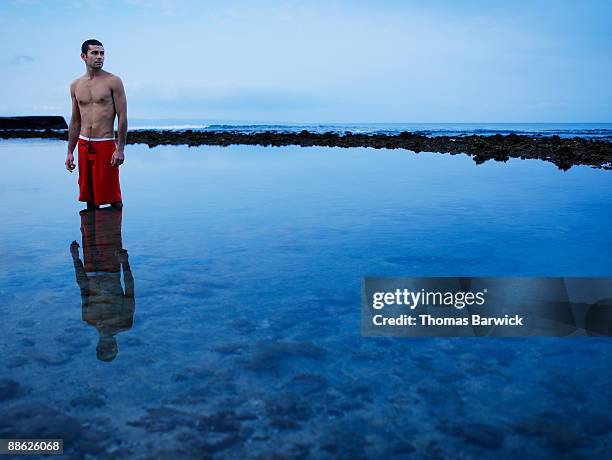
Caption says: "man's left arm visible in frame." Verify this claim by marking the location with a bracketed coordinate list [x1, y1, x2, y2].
[111, 77, 128, 167]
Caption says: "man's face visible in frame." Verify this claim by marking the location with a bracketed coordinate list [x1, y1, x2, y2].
[81, 45, 104, 69]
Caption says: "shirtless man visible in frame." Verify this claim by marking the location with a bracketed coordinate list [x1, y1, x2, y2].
[65, 39, 127, 210]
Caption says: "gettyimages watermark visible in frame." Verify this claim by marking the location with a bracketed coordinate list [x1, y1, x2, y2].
[361, 277, 612, 337]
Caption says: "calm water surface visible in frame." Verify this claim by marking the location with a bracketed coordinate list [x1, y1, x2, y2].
[1, 139, 611, 459]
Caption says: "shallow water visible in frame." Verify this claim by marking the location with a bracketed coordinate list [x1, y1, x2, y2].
[1, 139, 611, 459]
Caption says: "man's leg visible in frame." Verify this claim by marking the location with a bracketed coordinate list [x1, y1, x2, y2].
[78, 140, 96, 206]
[91, 140, 123, 208]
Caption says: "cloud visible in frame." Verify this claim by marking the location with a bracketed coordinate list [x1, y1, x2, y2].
[120, 0, 182, 16]
[32, 105, 64, 112]
[11, 0, 42, 5]
[507, 101, 568, 112]
[133, 85, 329, 111]
[10, 55, 35, 65]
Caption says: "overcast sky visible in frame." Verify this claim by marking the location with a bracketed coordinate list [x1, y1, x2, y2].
[1, 0, 611, 123]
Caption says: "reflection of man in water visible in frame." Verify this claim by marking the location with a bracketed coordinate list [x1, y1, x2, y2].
[70, 208, 135, 362]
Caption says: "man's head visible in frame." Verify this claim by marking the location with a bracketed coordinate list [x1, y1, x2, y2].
[81, 39, 104, 70]
[96, 333, 118, 362]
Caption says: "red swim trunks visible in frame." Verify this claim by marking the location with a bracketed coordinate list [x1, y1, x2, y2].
[78, 136, 122, 205]
[79, 208, 123, 273]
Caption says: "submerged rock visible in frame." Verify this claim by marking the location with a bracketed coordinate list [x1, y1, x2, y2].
[442, 421, 505, 450]
[0, 403, 82, 442]
[0, 379, 22, 402]
[128, 406, 197, 433]
[4, 356, 28, 369]
[244, 340, 326, 372]
[265, 394, 312, 422]
[70, 394, 106, 408]
[282, 373, 328, 395]
[512, 413, 588, 452]
[577, 412, 612, 437]
[389, 441, 417, 455]
[30, 352, 71, 366]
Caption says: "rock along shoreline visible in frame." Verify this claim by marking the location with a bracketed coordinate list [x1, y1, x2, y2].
[2, 128, 611, 171]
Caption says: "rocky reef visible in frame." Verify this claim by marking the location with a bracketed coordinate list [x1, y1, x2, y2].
[2, 127, 611, 170]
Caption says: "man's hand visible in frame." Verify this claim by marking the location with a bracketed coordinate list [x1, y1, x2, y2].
[70, 240, 80, 258]
[110, 149, 124, 167]
[65, 153, 76, 172]
[116, 248, 129, 264]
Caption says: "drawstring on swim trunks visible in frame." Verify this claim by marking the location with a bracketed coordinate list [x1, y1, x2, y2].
[79, 134, 116, 156]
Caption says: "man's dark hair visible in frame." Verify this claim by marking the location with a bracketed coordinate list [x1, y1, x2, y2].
[81, 39, 103, 55]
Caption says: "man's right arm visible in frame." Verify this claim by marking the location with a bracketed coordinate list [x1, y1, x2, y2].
[118, 249, 135, 299]
[70, 240, 89, 293]
[66, 80, 80, 172]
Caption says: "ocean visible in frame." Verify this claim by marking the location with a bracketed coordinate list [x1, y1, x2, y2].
[126, 120, 612, 139]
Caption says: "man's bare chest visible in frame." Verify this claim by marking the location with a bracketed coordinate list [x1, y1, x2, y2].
[75, 81, 113, 107]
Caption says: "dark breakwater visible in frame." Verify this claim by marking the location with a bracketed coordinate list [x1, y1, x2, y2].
[2, 127, 611, 170]
[0, 116, 67, 130]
